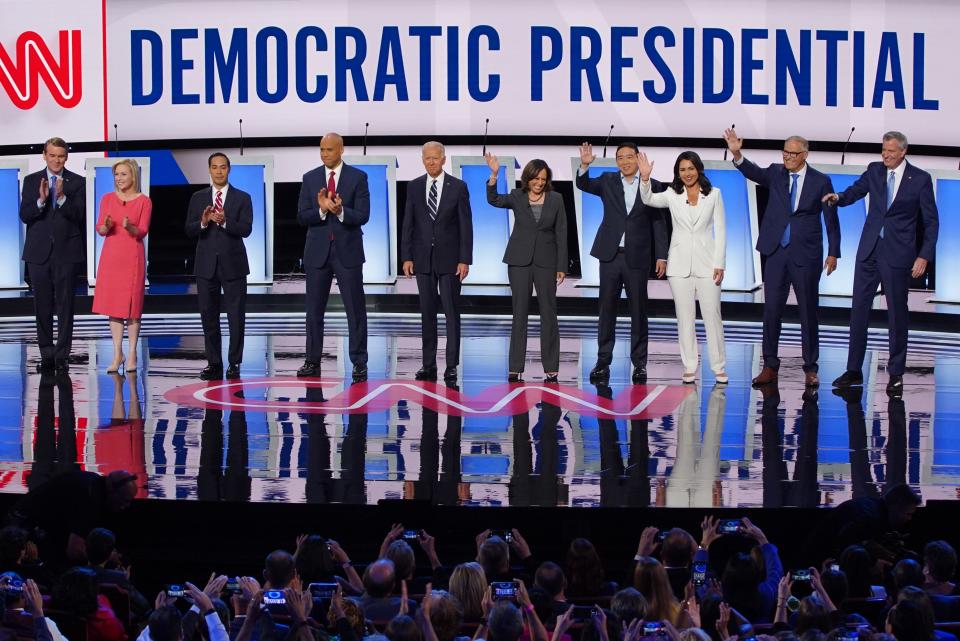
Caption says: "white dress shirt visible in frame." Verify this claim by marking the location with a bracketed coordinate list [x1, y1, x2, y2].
[887, 160, 907, 203]
[202, 183, 229, 229]
[319, 162, 345, 222]
[38, 169, 67, 208]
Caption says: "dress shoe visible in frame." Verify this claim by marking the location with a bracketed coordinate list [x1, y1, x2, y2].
[752, 367, 778, 387]
[681, 371, 697, 384]
[757, 382, 779, 399]
[36, 359, 54, 373]
[352, 365, 368, 383]
[804, 371, 820, 387]
[886, 374, 904, 396]
[415, 365, 438, 381]
[832, 370, 863, 388]
[544, 373, 559, 384]
[297, 361, 319, 377]
[443, 366, 458, 382]
[632, 367, 647, 384]
[225, 364, 241, 379]
[54, 360, 69, 376]
[508, 372, 524, 383]
[832, 386, 863, 404]
[200, 365, 223, 380]
[589, 364, 610, 382]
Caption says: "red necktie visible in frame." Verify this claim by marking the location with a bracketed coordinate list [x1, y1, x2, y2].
[327, 170, 336, 199]
[215, 189, 223, 212]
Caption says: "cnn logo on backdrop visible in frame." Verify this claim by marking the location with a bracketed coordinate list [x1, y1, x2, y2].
[0, 30, 82, 109]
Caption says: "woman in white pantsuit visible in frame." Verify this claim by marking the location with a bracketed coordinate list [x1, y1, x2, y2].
[638, 151, 728, 384]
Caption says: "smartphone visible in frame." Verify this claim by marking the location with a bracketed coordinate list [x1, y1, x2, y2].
[828, 564, 840, 572]
[718, 519, 742, 534]
[402, 529, 420, 540]
[656, 530, 669, 542]
[3, 578, 23, 594]
[491, 581, 517, 600]
[263, 589, 287, 605]
[225, 578, 240, 593]
[644, 622, 665, 635]
[309, 582, 338, 599]
[791, 569, 812, 582]
[571, 605, 593, 621]
[165, 584, 185, 598]
[491, 529, 513, 543]
[693, 561, 708, 587]
[839, 628, 860, 641]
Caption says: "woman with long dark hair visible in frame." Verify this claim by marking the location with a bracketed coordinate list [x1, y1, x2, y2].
[485, 153, 568, 383]
[638, 151, 727, 384]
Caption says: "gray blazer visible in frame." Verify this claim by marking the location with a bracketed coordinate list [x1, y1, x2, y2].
[486, 184, 568, 271]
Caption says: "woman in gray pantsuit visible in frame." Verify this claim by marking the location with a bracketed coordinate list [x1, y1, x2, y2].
[485, 153, 568, 383]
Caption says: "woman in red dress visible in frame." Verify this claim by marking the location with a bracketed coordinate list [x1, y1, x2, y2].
[92, 159, 151, 373]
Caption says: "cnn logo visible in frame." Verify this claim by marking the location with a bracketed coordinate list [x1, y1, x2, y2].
[0, 30, 81, 109]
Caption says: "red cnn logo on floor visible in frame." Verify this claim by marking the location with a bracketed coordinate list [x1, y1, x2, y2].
[0, 30, 82, 109]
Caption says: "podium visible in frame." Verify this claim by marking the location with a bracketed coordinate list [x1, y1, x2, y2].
[0, 160, 30, 288]
[344, 155, 398, 284]
[229, 156, 275, 285]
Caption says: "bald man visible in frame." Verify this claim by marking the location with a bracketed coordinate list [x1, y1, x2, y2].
[296, 133, 371, 382]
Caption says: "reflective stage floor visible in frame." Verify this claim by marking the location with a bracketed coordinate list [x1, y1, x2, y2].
[2, 313, 959, 509]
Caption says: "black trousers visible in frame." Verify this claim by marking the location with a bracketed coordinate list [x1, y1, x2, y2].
[762, 246, 822, 372]
[507, 263, 558, 373]
[415, 270, 462, 367]
[597, 251, 649, 368]
[197, 268, 247, 367]
[305, 245, 367, 367]
[28, 259, 78, 363]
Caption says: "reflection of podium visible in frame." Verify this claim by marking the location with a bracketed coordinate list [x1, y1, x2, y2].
[0, 159, 29, 288]
[85, 157, 151, 286]
[452, 156, 517, 286]
[344, 155, 398, 284]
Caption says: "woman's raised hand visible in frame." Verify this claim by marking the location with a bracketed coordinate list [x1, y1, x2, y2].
[638, 152, 654, 182]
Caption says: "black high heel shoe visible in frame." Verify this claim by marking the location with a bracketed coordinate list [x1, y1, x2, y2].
[508, 372, 524, 383]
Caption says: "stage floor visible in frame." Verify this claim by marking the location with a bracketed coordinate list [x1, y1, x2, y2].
[2, 313, 959, 509]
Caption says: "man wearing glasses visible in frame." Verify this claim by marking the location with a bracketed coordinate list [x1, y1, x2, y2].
[723, 129, 840, 388]
[576, 141, 668, 384]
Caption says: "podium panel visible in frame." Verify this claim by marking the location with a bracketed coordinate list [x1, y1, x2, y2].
[703, 161, 760, 292]
[451, 157, 516, 286]
[344, 155, 397, 284]
[0, 160, 29, 288]
[810, 164, 869, 298]
[230, 157, 274, 285]
[571, 158, 618, 287]
[931, 170, 960, 303]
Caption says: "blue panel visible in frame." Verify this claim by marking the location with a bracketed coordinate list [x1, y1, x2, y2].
[0, 344, 23, 460]
[578, 166, 621, 286]
[462, 337, 510, 438]
[820, 173, 868, 297]
[704, 168, 755, 291]
[108, 150, 187, 185]
[461, 164, 510, 284]
[229, 164, 268, 283]
[934, 178, 960, 302]
[934, 357, 960, 477]
[0, 168, 23, 287]
[92, 166, 115, 276]
[351, 163, 392, 282]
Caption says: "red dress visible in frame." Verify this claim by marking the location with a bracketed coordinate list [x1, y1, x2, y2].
[92, 193, 151, 319]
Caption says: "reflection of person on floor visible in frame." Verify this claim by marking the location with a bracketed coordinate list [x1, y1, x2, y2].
[198, 406, 251, 502]
[663, 386, 725, 507]
[885, 396, 907, 492]
[304, 387, 368, 505]
[98, 373, 146, 495]
[596, 385, 651, 507]
[510, 403, 563, 507]
[406, 383, 465, 505]
[30, 373, 77, 491]
[760, 385, 820, 508]
[835, 387, 879, 500]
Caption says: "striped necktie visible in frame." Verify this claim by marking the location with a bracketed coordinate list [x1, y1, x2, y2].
[428, 179, 438, 220]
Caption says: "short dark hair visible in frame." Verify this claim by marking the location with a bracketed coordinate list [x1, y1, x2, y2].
[295, 534, 336, 584]
[534, 561, 565, 597]
[264, 550, 296, 588]
[386, 540, 416, 582]
[488, 601, 523, 641]
[924, 541, 957, 582]
[661, 529, 696, 567]
[385, 614, 421, 641]
[892, 559, 924, 592]
[208, 152, 231, 168]
[615, 142, 639, 156]
[884, 484, 921, 509]
[0, 527, 28, 569]
[610, 587, 646, 626]
[149, 606, 183, 641]
[819, 567, 848, 606]
[887, 599, 927, 641]
[670, 151, 712, 196]
[52, 567, 99, 617]
[43, 137, 68, 153]
[519, 159, 553, 193]
[85, 528, 116, 566]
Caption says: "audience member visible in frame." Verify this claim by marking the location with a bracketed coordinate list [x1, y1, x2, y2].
[566, 539, 616, 598]
[923, 542, 958, 596]
[85, 528, 150, 619]
[533, 562, 571, 617]
[357, 559, 417, 621]
[449, 562, 486, 623]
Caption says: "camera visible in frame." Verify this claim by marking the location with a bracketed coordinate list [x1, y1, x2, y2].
[718, 519, 742, 534]
[791, 569, 812, 582]
[402, 529, 421, 540]
[693, 561, 708, 587]
[491, 581, 517, 600]
[309, 582, 338, 599]
[263, 590, 287, 605]
[165, 584, 185, 598]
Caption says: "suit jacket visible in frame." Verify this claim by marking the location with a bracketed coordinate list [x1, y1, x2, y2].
[736, 158, 841, 265]
[184, 185, 253, 280]
[838, 161, 939, 268]
[486, 184, 568, 271]
[575, 170, 668, 270]
[297, 164, 370, 269]
[640, 183, 725, 278]
[19, 168, 85, 264]
[400, 173, 473, 274]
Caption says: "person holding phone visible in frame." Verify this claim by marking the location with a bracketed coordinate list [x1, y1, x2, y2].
[485, 153, 567, 383]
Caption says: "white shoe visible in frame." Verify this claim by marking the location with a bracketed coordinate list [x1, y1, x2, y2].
[681, 371, 697, 384]
[715, 372, 729, 384]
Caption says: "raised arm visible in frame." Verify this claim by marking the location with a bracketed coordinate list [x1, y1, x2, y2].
[484, 152, 513, 209]
[575, 142, 604, 195]
[638, 153, 671, 209]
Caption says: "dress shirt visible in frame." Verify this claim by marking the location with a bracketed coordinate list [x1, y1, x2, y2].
[733, 156, 807, 209]
[319, 162, 345, 222]
[38, 169, 67, 208]
[887, 160, 907, 203]
[426, 171, 445, 209]
[202, 183, 229, 229]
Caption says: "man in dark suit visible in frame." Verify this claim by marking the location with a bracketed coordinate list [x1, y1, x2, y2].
[19, 137, 85, 375]
[185, 152, 253, 380]
[724, 130, 841, 388]
[824, 131, 939, 395]
[297, 133, 371, 382]
[400, 141, 473, 382]
[576, 142, 667, 384]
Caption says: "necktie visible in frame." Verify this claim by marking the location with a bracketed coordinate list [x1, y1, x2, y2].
[49, 175, 58, 206]
[428, 179, 438, 220]
[780, 173, 799, 247]
[327, 170, 337, 200]
[881, 170, 895, 239]
[215, 190, 223, 211]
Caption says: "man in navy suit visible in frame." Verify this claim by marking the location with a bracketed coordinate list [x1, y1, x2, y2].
[400, 141, 473, 382]
[19, 137, 85, 375]
[185, 152, 253, 380]
[576, 142, 667, 384]
[296, 133, 371, 382]
[824, 131, 939, 395]
[724, 130, 841, 388]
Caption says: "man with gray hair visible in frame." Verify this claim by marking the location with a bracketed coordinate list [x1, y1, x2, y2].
[724, 129, 840, 388]
[824, 131, 939, 395]
[400, 141, 473, 382]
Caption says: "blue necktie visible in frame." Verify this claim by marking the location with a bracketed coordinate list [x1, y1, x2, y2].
[49, 175, 58, 207]
[780, 172, 799, 247]
[881, 170, 895, 239]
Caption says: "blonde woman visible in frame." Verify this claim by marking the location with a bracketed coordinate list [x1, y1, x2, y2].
[449, 561, 487, 622]
[92, 159, 151, 373]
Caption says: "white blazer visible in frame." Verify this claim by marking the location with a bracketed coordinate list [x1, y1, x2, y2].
[639, 181, 726, 278]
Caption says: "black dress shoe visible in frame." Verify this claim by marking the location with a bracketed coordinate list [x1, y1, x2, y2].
[352, 365, 368, 383]
[415, 365, 438, 381]
[632, 367, 647, 384]
[54, 360, 69, 375]
[36, 359, 54, 373]
[832, 386, 863, 404]
[886, 374, 904, 395]
[508, 372, 524, 383]
[589, 364, 610, 382]
[832, 370, 864, 388]
[297, 361, 319, 377]
[225, 364, 241, 379]
[200, 365, 223, 380]
[443, 366, 458, 382]
[544, 373, 559, 384]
